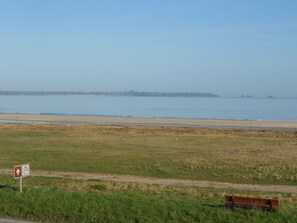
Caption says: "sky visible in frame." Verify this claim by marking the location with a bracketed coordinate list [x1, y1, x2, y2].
[0, 0, 297, 97]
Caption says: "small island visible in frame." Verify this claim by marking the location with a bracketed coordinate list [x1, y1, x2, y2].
[241, 95, 253, 98]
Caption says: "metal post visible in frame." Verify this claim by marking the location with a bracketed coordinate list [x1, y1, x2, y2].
[269, 199, 273, 211]
[20, 177, 22, 193]
[231, 196, 235, 210]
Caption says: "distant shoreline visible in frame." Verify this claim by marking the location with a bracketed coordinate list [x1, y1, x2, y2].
[1, 92, 297, 99]
[0, 90, 219, 98]
[1, 113, 297, 131]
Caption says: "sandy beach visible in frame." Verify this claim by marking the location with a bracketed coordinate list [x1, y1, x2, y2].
[1, 113, 297, 131]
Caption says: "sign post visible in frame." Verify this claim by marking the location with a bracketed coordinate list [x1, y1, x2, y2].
[14, 164, 30, 192]
[20, 177, 22, 193]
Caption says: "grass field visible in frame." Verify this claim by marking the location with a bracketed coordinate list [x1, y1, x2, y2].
[1, 123, 297, 222]
[1, 175, 297, 223]
[0, 124, 297, 185]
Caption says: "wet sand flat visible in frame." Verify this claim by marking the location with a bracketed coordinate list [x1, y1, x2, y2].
[0, 113, 297, 130]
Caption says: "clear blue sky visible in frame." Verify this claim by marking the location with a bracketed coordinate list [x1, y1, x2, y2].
[1, 0, 297, 97]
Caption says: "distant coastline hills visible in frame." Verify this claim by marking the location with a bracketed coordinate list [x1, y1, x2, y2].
[0, 91, 220, 98]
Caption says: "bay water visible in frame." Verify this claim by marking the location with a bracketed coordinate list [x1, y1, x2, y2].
[0, 96, 296, 121]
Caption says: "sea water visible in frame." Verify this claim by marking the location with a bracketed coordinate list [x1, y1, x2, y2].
[0, 96, 296, 121]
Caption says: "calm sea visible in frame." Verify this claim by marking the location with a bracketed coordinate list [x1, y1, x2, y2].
[0, 96, 297, 121]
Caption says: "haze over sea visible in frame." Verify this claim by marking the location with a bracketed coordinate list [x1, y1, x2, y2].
[0, 96, 296, 122]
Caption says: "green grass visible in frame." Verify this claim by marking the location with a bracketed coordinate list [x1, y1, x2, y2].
[0, 175, 297, 223]
[1, 124, 297, 185]
[1, 124, 297, 222]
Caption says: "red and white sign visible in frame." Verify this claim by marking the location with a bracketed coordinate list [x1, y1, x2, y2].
[14, 164, 30, 179]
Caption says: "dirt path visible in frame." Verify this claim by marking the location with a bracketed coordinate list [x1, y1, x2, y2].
[2, 169, 297, 194]
[0, 219, 34, 223]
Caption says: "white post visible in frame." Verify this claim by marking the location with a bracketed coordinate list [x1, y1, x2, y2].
[20, 177, 22, 193]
